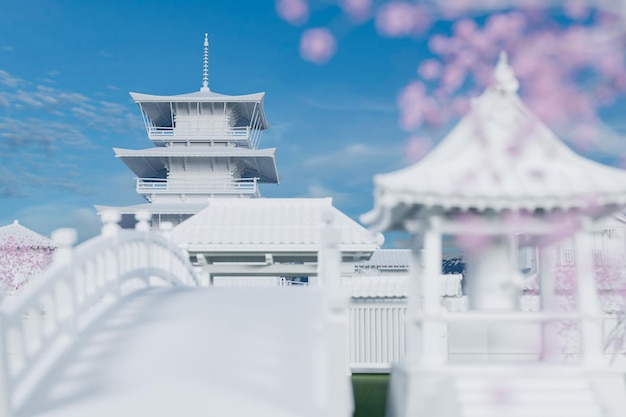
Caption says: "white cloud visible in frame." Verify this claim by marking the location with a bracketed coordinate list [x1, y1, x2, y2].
[303, 96, 396, 113]
[303, 142, 403, 172]
[71, 107, 97, 119]
[0, 68, 145, 197]
[0, 70, 22, 88]
[305, 183, 350, 203]
[9, 204, 101, 242]
[262, 121, 291, 144]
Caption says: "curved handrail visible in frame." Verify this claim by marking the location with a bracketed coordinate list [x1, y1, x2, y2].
[0, 227, 199, 417]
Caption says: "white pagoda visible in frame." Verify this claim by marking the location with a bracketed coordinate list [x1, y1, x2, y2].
[96, 34, 279, 228]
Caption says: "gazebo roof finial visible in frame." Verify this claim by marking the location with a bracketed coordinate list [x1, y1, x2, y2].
[201, 33, 210, 92]
[494, 50, 519, 93]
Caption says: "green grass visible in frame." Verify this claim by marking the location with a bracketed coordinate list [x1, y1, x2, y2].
[352, 374, 390, 417]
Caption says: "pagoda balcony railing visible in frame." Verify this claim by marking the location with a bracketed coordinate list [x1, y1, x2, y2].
[147, 126, 258, 147]
[136, 177, 259, 196]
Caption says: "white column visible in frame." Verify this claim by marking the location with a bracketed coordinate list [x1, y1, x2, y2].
[101, 210, 121, 297]
[575, 220, 604, 367]
[539, 244, 559, 361]
[317, 210, 353, 417]
[406, 234, 424, 364]
[136, 211, 151, 285]
[466, 235, 520, 310]
[421, 218, 446, 367]
[0, 316, 10, 417]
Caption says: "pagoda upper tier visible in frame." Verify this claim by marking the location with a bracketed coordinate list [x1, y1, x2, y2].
[96, 34, 280, 228]
[130, 90, 269, 149]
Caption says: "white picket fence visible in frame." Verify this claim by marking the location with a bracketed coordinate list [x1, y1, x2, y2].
[349, 303, 407, 371]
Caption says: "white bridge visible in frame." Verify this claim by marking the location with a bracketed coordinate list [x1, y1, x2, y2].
[0, 212, 352, 417]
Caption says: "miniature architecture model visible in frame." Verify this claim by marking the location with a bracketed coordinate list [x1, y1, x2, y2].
[363, 52, 626, 417]
[96, 34, 278, 228]
[95, 34, 383, 288]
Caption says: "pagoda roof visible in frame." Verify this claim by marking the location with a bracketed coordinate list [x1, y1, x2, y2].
[172, 198, 381, 255]
[0, 220, 54, 249]
[113, 146, 279, 183]
[129, 90, 265, 103]
[363, 53, 626, 232]
[130, 90, 269, 130]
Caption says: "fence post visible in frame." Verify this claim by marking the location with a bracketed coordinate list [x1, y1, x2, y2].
[51, 228, 78, 335]
[101, 210, 121, 298]
[135, 211, 151, 286]
[0, 312, 10, 417]
[318, 209, 353, 417]
[160, 222, 174, 285]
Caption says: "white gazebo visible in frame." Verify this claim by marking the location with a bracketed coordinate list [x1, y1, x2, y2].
[0, 220, 55, 296]
[362, 53, 626, 417]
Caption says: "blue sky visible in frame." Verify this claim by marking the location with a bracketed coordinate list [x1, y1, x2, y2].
[0, 0, 424, 242]
[0, 1, 623, 245]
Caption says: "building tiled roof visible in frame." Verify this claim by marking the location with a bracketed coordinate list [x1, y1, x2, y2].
[95, 202, 209, 215]
[355, 249, 410, 270]
[172, 198, 381, 253]
[0, 220, 54, 248]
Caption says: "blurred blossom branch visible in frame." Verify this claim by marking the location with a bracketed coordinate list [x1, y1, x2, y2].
[277, 0, 626, 154]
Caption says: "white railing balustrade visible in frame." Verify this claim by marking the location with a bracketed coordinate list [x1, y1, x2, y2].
[147, 126, 251, 143]
[136, 177, 259, 195]
[0, 211, 199, 417]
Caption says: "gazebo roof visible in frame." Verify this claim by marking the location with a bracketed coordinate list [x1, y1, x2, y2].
[363, 53, 626, 232]
[172, 198, 381, 255]
[0, 220, 54, 249]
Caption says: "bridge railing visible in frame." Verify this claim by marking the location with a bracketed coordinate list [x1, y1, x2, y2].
[0, 210, 199, 417]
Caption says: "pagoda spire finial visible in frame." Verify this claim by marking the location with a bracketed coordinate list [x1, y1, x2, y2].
[494, 50, 519, 93]
[201, 33, 210, 92]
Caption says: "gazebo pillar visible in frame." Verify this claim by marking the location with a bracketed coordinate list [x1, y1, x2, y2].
[575, 220, 604, 367]
[466, 235, 520, 311]
[539, 244, 559, 360]
[420, 218, 447, 366]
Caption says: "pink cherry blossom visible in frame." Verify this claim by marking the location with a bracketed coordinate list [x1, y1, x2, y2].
[340, 0, 372, 21]
[276, 0, 309, 25]
[404, 135, 432, 162]
[300, 28, 337, 64]
[0, 235, 54, 295]
[397, 81, 427, 130]
[375, 2, 431, 37]
[564, 0, 589, 20]
[418, 59, 442, 80]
